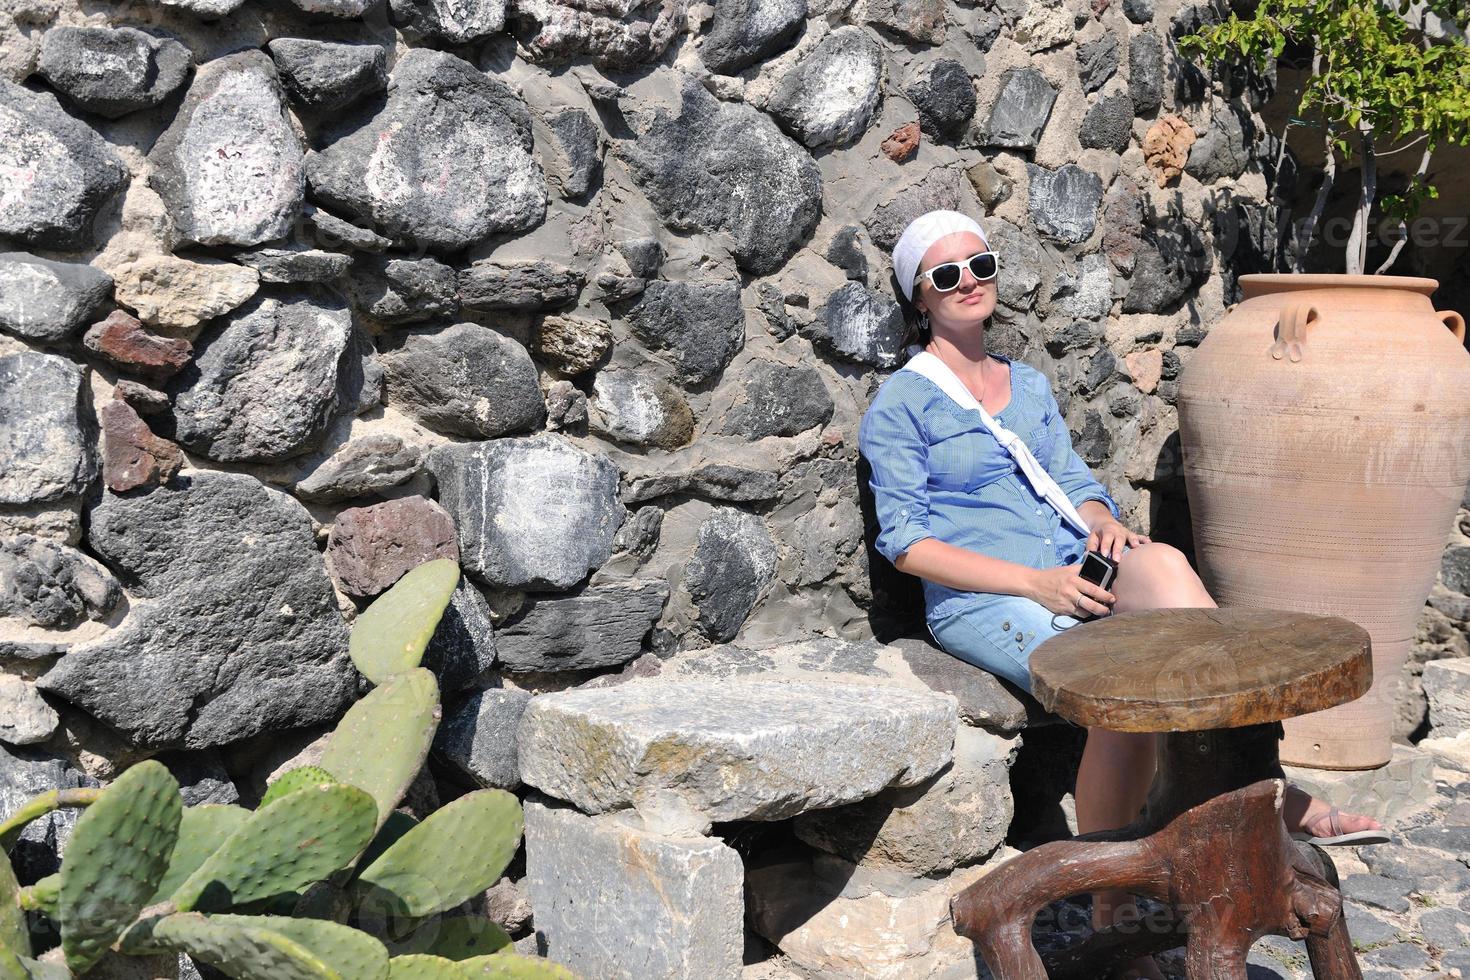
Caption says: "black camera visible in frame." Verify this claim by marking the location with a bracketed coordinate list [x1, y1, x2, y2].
[1078, 550, 1117, 591]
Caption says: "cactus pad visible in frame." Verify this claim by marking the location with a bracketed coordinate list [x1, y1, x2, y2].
[356, 790, 521, 919]
[152, 912, 342, 980]
[172, 784, 376, 913]
[59, 760, 182, 975]
[0, 951, 70, 980]
[0, 788, 101, 854]
[386, 954, 467, 979]
[319, 668, 440, 828]
[0, 858, 27, 958]
[459, 954, 577, 979]
[17, 873, 58, 919]
[261, 767, 340, 809]
[208, 915, 388, 980]
[350, 559, 461, 684]
[389, 915, 511, 960]
[153, 804, 251, 903]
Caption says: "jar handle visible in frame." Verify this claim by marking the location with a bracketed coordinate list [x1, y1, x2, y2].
[1442, 310, 1466, 344]
[1269, 300, 1319, 363]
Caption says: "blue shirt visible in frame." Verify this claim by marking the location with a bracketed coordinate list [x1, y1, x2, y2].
[857, 352, 1121, 624]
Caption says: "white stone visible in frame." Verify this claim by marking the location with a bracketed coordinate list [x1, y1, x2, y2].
[518, 678, 958, 822]
[1420, 730, 1470, 773]
[524, 797, 744, 980]
[0, 675, 60, 745]
[1425, 657, 1470, 737]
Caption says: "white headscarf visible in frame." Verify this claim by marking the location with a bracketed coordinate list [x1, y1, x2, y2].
[892, 210, 990, 302]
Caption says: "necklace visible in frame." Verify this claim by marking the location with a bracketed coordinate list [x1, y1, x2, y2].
[929, 342, 990, 405]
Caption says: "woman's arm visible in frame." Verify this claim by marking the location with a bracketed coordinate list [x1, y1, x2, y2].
[895, 538, 1047, 600]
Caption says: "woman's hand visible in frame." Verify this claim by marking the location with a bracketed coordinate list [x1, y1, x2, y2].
[1027, 564, 1116, 618]
[1086, 518, 1150, 562]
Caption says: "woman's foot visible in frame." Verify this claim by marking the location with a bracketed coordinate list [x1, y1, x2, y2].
[1283, 784, 1389, 845]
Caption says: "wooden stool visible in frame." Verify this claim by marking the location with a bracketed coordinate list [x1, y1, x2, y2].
[950, 608, 1373, 979]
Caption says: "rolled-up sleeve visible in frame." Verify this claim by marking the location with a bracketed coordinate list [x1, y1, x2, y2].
[858, 393, 933, 564]
[1038, 382, 1121, 522]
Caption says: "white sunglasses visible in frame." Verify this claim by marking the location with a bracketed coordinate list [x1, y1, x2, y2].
[913, 251, 1000, 292]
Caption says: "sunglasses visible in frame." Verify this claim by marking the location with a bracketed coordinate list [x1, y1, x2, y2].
[913, 251, 999, 292]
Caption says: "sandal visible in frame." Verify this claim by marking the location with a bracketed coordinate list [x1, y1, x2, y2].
[1289, 804, 1392, 847]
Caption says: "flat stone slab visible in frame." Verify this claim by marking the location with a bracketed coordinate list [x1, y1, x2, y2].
[518, 678, 957, 822]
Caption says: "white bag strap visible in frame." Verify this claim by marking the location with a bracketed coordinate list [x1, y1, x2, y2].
[899, 347, 1092, 538]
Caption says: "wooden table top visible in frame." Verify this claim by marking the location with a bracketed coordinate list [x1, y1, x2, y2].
[1029, 608, 1372, 733]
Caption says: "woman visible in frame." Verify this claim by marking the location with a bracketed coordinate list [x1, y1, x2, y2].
[858, 209, 1386, 980]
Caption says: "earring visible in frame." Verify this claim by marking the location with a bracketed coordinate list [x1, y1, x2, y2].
[918, 311, 930, 331]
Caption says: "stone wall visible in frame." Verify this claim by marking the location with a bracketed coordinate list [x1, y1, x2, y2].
[2, 0, 1468, 972]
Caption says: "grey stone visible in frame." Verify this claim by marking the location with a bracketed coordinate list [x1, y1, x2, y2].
[544, 108, 602, 198]
[1426, 658, 1470, 737]
[495, 580, 668, 673]
[427, 435, 626, 591]
[1046, 318, 1105, 354]
[768, 27, 884, 149]
[982, 67, 1057, 149]
[306, 49, 545, 254]
[1364, 941, 1429, 971]
[231, 244, 353, 284]
[381, 323, 545, 439]
[825, 226, 868, 281]
[622, 463, 781, 504]
[422, 578, 498, 693]
[1343, 904, 1400, 946]
[793, 726, 1013, 875]
[1122, 221, 1212, 313]
[0, 253, 112, 344]
[518, 678, 958, 821]
[808, 281, 906, 369]
[524, 798, 744, 979]
[905, 58, 975, 137]
[390, 0, 506, 43]
[717, 360, 833, 439]
[115, 381, 171, 416]
[612, 506, 663, 560]
[327, 495, 458, 598]
[0, 676, 59, 746]
[1447, 948, 1470, 975]
[0, 80, 129, 249]
[1186, 102, 1255, 183]
[1080, 92, 1134, 153]
[266, 38, 387, 113]
[303, 205, 393, 253]
[293, 433, 424, 503]
[160, 750, 239, 806]
[0, 534, 120, 629]
[1129, 32, 1164, 113]
[286, 0, 376, 13]
[348, 256, 457, 325]
[38, 472, 356, 749]
[624, 279, 745, 384]
[169, 289, 377, 463]
[514, 0, 684, 68]
[1419, 907, 1470, 950]
[148, 51, 304, 248]
[0, 744, 95, 882]
[147, 0, 246, 14]
[1051, 253, 1114, 321]
[1403, 823, 1470, 854]
[459, 261, 584, 311]
[617, 238, 663, 279]
[0, 353, 96, 506]
[887, 636, 1031, 732]
[1341, 873, 1412, 913]
[701, 0, 806, 74]
[1124, 0, 1152, 22]
[984, 216, 1044, 313]
[534, 315, 612, 376]
[864, 167, 962, 252]
[863, 0, 947, 43]
[590, 370, 694, 449]
[38, 26, 192, 119]
[686, 507, 777, 642]
[1076, 32, 1119, 93]
[619, 76, 821, 275]
[434, 689, 532, 788]
[544, 380, 588, 432]
[1027, 163, 1103, 244]
[1444, 543, 1470, 594]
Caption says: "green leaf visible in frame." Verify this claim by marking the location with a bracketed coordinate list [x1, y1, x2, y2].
[350, 559, 461, 684]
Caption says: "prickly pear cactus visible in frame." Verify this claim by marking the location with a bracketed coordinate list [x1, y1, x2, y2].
[261, 767, 340, 809]
[319, 668, 440, 828]
[350, 559, 460, 685]
[0, 788, 101, 854]
[0, 949, 69, 980]
[390, 915, 510, 961]
[153, 804, 251, 903]
[152, 912, 342, 980]
[0, 858, 26, 957]
[460, 954, 578, 978]
[59, 760, 182, 975]
[18, 874, 58, 920]
[356, 791, 522, 919]
[172, 784, 376, 913]
[387, 953, 465, 979]
[208, 915, 389, 980]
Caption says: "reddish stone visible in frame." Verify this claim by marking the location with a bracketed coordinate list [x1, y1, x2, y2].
[101, 399, 183, 492]
[1125, 349, 1164, 394]
[83, 310, 193, 379]
[881, 122, 921, 163]
[1143, 115, 1196, 188]
[327, 496, 459, 598]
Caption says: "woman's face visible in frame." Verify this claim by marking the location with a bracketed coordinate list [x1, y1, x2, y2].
[912, 231, 997, 335]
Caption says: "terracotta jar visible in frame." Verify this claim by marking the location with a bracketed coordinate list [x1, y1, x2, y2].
[1177, 273, 1470, 769]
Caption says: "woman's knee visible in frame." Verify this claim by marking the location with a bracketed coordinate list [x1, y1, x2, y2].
[1117, 541, 1190, 577]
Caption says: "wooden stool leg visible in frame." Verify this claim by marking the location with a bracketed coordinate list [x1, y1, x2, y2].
[951, 837, 1170, 979]
[1305, 915, 1364, 980]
